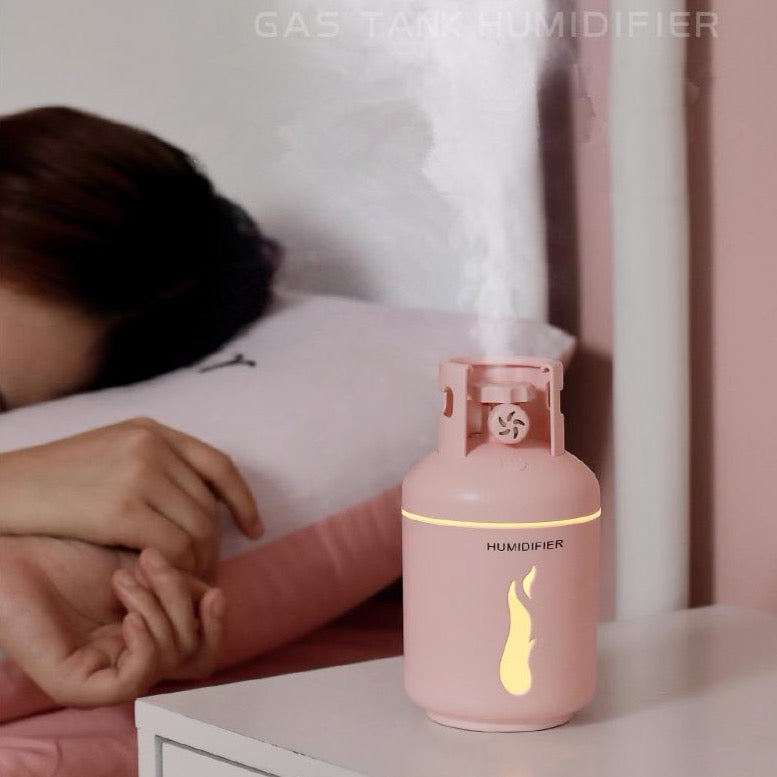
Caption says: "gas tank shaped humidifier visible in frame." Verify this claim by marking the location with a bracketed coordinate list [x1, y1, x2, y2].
[402, 357, 600, 732]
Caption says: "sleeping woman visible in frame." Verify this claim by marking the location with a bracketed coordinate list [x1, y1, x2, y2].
[0, 106, 280, 711]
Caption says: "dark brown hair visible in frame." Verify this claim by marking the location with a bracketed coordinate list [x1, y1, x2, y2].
[0, 106, 280, 387]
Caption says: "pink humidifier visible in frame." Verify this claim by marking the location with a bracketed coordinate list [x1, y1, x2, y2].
[402, 357, 600, 732]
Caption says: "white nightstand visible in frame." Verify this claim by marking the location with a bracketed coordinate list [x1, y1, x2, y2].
[136, 606, 777, 777]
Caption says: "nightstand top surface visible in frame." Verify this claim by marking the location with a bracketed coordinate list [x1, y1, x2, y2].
[137, 606, 777, 777]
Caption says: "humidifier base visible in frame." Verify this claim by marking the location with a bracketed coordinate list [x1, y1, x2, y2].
[425, 710, 574, 733]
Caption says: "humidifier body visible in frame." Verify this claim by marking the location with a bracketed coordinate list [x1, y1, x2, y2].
[402, 358, 600, 732]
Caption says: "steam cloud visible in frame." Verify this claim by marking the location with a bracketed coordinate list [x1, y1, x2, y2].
[358, 0, 550, 355]
[277, 1, 552, 355]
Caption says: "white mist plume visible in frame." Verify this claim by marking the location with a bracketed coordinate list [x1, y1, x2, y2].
[348, 0, 547, 355]
[274, 1, 551, 355]
[354, 0, 551, 355]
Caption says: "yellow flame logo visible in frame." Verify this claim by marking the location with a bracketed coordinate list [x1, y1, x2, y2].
[499, 565, 537, 695]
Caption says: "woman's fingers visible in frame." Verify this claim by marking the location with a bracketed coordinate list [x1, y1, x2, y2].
[170, 587, 225, 681]
[130, 550, 225, 682]
[134, 418, 262, 540]
[55, 613, 157, 708]
[68, 568, 217, 707]
[93, 613, 158, 702]
[117, 549, 224, 680]
[159, 443, 220, 520]
[138, 549, 201, 657]
[112, 568, 181, 671]
[144, 473, 219, 578]
[119, 505, 199, 574]
[194, 587, 225, 674]
[118, 611, 159, 686]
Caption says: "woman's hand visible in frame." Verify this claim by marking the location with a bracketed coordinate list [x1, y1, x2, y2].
[0, 536, 225, 710]
[0, 417, 262, 580]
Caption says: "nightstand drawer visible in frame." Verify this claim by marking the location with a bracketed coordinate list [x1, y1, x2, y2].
[162, 742, 276, 777]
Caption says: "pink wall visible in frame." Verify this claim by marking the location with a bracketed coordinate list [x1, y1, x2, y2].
[566, 0, 614, 619]
[574, 1, 777, 613]
[702, 2, 777, 611]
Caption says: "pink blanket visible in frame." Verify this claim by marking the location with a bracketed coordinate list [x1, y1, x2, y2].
[0, 591, 403, 777]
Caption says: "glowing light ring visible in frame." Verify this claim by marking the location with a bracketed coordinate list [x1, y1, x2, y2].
[401, 508, 601, 530]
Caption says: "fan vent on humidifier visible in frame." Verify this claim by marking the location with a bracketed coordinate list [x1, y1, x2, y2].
[488, 403, 530, 444]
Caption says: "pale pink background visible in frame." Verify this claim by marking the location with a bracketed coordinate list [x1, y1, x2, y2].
[562, 0, 615, 618]
[694, 2, 777, 611]
[573, 1, 777, 614]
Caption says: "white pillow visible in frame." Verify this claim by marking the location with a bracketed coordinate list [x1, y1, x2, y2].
[0, 291, 574, 559]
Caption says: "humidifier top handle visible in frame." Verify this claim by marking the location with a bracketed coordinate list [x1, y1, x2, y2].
[438, 357, 565, 457]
